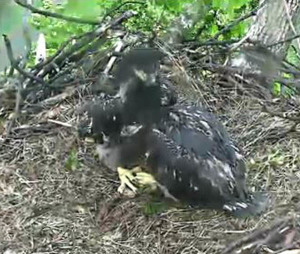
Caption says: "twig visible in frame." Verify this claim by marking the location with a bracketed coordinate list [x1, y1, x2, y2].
[229, 33, 251, 51]
[4, 81, 22, 139]
[185, 39, 239, 47]
[290, 45, 300, 62]
[2, 34, 45, 139]
[2, 34, 46, 86]
[23, 85, 88, 114]
[12, 123, 55, 133]
[32, 32, 89, 76]
[283, 59, 300, 73]
[47, 36, 124, 85]
[202, 63, 300, 90]
[37, 89, 75, 107]
[14, 0, 101, 25]
[36, 11, 137, 81]
[222, 217, 292, 254]
[103, 40, 125, 75]
[47, 119, 74, 128]
[261, 104, 300, 122]
[47, 62, 76, 84]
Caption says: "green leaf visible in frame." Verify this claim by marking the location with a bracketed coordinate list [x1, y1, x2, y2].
[272, 82, 281, 96]
[230, 0, 249, 9]
[210, 24, 219, 35]
[231, 22, 247, 37]
[65, 148, 79, 171]
[213, 0, 249, 9]
[286, 45, 300, 66]
[212, 0, 229, 9]
[0, 1, 24, 34]
[63, 0, 100, 19]
[142, 201, 168, 215]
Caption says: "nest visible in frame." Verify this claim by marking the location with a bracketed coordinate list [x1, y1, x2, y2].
[1, 6, 300, 254]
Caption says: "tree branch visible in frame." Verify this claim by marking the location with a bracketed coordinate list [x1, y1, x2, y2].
[2, 34, 46, 86]
[101, 1, 145, 22]
[33, 11, 136, 81]
[185, 39, 239, 47]
[268, 33, 300, 47]
[202, 63, 300, 90]
[212, 5, 262, 41]
[14, 0, 101, 25]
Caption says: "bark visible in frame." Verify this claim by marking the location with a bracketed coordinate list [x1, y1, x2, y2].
[231, 0, 300, 79]
[247, 0, 299, 59]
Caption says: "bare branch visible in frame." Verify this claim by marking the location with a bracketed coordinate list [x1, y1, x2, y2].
[2, 34, 46, 86]
[32, 32, 94, 77]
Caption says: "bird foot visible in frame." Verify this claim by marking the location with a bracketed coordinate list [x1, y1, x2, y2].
[134, 171, 157, 192]
[117, 166, 140, 196]
[117, 166, 157, 196]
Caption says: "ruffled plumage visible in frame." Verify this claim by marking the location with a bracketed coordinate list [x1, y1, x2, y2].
[79, 47, 268, 217]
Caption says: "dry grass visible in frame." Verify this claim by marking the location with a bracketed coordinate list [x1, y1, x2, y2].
[1, 65, 300, 254]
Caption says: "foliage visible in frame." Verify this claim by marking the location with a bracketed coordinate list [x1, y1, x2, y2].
[30, 1, 92, 56]
[272, 47, 299, 97]
[192, 0, 255, 40]
[0, 0, 34, 71]
[142, 199, 168, 215]
[0, 0, 261, 68]
[4, 0, 300, 98]
[27, 0, 258, 54]
[0, 1, 24, 34]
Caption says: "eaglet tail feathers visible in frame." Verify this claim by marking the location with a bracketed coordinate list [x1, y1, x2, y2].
[223, 192, 269, 217]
